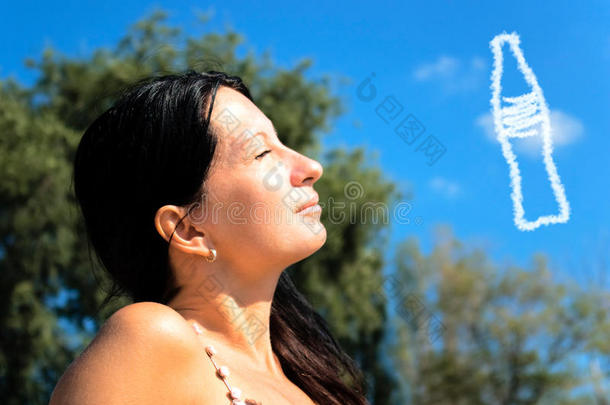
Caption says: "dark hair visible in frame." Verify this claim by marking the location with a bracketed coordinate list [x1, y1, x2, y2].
[72, 70, 369, 404]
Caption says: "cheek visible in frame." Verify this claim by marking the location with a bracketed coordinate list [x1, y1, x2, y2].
[207, 173, 287, 231]
[203, 164, 326, 255]
[260, 160, 287, 194]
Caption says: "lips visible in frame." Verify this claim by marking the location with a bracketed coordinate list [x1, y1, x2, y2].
[295, 193, 319, 213]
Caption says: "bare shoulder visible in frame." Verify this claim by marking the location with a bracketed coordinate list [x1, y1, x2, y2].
[48, 302, 210, 405]
[94, 301, 198, 344]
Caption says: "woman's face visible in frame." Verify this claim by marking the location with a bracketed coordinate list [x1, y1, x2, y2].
[189, 86, 326, 275]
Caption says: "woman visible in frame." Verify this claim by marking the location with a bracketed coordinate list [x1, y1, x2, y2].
[49, 70, 369, 404]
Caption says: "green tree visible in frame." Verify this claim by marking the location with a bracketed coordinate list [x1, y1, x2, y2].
[0, 78, 83, 405]
[390, 225, 610, 404]
[4, 8, 607, 405]
[0, 8, 400, 404]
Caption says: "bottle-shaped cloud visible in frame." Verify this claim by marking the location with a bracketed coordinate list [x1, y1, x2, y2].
[489, 32, 571, 231]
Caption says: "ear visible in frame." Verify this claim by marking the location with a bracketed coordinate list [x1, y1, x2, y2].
[154, 205, 213, 259]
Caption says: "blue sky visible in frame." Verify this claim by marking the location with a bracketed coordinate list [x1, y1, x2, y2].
[3, 0, 609, 281]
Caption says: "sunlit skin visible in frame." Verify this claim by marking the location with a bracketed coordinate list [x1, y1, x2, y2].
[48, 86, 326, 405]
[152, 86, 326, 401]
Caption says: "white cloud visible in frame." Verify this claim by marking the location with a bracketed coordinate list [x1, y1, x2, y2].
[429, 177, 461, 199]
[413, 56, 460, 81]
[476, 110, 584, 157]
[413, 55, 487, 93]
[475, 112, 495, 139]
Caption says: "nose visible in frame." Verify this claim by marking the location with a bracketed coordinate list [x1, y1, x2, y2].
[290, 152, 323, 187]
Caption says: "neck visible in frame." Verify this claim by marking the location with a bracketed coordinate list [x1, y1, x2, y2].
[167, 263, 284, 377]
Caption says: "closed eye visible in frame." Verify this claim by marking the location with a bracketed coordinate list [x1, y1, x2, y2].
[255, 150, 272, 160]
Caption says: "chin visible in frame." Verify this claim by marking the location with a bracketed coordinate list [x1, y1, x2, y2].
[279, 219, 327, 264]
[297, 218, 327, 253]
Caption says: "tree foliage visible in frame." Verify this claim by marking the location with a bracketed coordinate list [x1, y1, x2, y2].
[390, 226, 610, 404]
[0, 9, 399, 404]
[1, 8, 609, 405]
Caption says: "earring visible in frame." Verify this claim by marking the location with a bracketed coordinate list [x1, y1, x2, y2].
[205, 248, 217, 263]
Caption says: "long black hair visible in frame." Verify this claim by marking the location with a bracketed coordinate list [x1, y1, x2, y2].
[72, 70, 369, 404]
